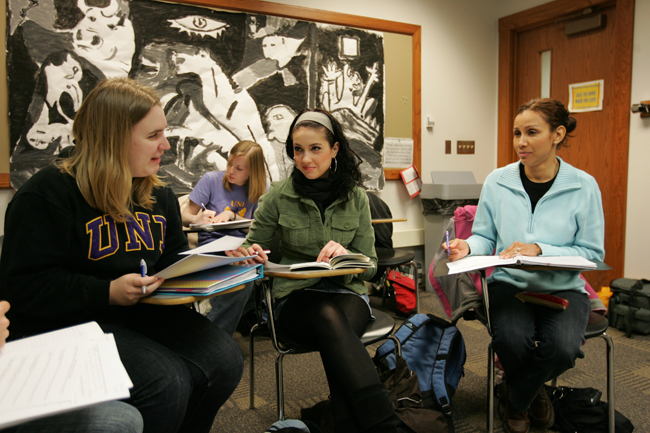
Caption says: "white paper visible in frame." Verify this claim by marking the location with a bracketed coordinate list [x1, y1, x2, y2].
[154, 253, 248, 279]
[383, 137, 413, 168]
[447, 255, 597, 275]
[405, 178, 422, 196]
[0, 323, 132, 429]
[401, 166, 419, 183]
[179, 235, 245, 255]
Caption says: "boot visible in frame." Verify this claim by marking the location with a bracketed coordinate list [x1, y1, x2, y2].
[501, 383, 530, 433]
[529, 387, 554, 428]
[350, 383, 399, 433]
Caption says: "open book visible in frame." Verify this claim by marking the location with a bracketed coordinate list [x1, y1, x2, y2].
[446, 255, 597, 275]
[152, 264, 263, 297]
[0, 322, 132, 429]
[264, 253, 374, 272]
[189, 218, 253, 231]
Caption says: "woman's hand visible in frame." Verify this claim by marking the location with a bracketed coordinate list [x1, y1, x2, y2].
[442, 238, 469, 262]
[0, 301, 10, 348]
[225, 243, 266, 265]
[499, 242, 541, 259]
[213, 210, 236, 223]
[109, 274, 164, 306]
[197, 209, 217, 224]
[317, 241, 348, 263]
[182, 201, 216, 226]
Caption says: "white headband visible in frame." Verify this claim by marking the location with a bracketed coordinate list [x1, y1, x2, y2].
[294, 111, 334, 134]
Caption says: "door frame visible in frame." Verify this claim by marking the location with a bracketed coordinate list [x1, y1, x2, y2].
[497, 0, 634, 278]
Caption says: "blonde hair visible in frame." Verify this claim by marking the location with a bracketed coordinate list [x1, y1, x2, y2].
[59, 78, 165, 222]
[223, 140, 267, 203]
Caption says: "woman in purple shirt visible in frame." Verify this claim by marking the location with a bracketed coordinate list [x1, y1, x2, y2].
[182, 140, 268, 335]
[182, 140, 268, 245]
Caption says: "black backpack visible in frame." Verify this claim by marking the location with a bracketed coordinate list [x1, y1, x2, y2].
[608, 278, 650, 337]
[547, 385, 634, 433]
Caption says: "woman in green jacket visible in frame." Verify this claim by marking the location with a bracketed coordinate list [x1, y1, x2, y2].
[239, 109, 398, 433]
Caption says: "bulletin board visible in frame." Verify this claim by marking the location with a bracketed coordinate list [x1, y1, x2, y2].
[0, 0, 420, 189]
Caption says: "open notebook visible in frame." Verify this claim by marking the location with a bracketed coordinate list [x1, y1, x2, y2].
[447, 255, 597, 275]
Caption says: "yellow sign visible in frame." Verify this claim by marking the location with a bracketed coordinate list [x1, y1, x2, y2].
[569, 80, 604, 112]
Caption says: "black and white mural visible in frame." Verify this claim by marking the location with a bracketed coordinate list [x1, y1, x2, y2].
[7, 0, 385, 192]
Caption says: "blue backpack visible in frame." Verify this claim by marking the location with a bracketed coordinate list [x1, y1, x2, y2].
[374, 313, 466, 432]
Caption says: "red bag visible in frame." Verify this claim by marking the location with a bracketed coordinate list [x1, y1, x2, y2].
[387, 270, 416, 314]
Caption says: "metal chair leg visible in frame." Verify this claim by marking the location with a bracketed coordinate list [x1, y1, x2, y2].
[276, 352, 286, 421]
[249, 323, 258, 409]
[487, 343, 495, 433]
[601, 332, 615, 433]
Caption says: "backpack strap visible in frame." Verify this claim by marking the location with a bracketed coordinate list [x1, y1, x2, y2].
[431, 325, 462, 433]
[433, 326, 458, 417]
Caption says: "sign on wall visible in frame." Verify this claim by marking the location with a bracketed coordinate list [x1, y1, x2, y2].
[7, 0, 386, 192]
[568, 79, 604, 113]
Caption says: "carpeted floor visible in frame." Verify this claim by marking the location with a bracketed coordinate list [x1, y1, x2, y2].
[210, 291, 650, 433]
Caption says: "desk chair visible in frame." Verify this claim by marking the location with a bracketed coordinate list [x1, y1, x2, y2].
[367, 192, 420, 313]
[481, 270, 615, 433]
[248, 238, 401, 420]
[430, 205, 615, 433]
[249, 279, 400, 420]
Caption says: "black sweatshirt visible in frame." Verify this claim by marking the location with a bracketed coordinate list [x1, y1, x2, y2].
[0, 165, 189, 337]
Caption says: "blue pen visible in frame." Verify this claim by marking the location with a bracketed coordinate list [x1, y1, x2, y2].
[445, 231, 451, 256]
[140, 259, 147, 294]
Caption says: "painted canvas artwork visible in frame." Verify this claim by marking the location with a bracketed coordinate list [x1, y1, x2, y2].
[7, 0, 385, 193]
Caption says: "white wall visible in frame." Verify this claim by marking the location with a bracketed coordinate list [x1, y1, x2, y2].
[625, 0, 650, 278]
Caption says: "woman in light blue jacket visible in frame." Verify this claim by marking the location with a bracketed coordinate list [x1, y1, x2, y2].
[446, 99, 605, 433]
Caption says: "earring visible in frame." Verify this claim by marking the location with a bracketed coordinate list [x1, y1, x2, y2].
[330, 157, 338, 173]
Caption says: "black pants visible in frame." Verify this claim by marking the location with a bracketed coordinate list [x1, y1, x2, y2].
[277, 289, 381, 422]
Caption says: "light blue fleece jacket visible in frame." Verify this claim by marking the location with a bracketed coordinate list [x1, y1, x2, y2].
[465, 157, 605, 294]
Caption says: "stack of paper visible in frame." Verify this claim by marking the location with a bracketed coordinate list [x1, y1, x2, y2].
[153, 263, 263, 297]
[0, 322, 132, 429]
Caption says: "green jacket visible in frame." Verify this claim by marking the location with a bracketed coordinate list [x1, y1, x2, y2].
[244, 177, 378, 299]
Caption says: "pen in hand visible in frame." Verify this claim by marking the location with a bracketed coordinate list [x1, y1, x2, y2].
[445, 231, 451, 256]
[201, 203, 214, 223]
[140, 259, 147, 294]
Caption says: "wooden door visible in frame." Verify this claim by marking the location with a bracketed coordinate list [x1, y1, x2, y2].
[498, 0, 634, 291]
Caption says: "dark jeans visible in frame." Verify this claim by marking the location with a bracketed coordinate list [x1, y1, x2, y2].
[207, 280, 255, 335]
[2, 401, 143, 433]
[489, 283, 590, 412]
[98, 304, 243, 433]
